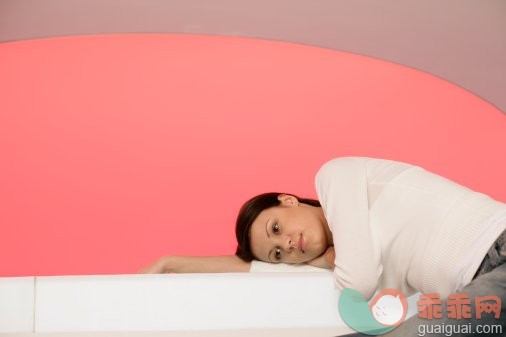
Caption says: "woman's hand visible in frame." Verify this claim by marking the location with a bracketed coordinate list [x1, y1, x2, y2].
[138, 256, 172, 273]
[306, 246, 335, 269]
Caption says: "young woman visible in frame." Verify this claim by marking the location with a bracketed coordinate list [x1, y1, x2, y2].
[140, 157, 506, 334]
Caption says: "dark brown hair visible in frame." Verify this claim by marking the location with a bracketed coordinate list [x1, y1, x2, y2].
[235, 192, 321, 261]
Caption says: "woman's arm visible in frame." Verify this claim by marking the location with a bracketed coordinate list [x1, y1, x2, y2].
[138, 255, 251, 274]
[316, 157, 383, 300]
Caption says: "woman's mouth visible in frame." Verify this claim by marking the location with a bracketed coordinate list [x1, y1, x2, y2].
[299, 234, 305, 253]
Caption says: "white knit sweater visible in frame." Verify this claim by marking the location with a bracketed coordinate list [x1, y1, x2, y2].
[251, 157, 506, 300]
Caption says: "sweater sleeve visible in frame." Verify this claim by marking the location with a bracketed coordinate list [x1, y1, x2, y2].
[315, 157, 383, 300]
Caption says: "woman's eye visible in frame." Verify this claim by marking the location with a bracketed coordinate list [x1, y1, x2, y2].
[274, 248, 282, 260]
[272, 223, 279, 233]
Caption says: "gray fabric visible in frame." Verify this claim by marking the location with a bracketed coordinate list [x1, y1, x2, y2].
[473, 230, 506, 279]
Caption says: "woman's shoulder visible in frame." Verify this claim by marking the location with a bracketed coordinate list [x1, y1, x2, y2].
[316, 156, 367, 172]
[315, 157, 416, 186]
[314, 157, 370, 195]
[317, 156, 415, 172]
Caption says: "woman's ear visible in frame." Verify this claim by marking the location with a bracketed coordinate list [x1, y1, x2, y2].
[277, 194, 299, 207]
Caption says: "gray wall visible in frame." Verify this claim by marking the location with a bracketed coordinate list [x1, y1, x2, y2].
[1, 0, 505, 113]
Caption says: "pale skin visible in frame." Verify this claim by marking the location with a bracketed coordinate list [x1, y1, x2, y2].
[138, 194, 335, 274]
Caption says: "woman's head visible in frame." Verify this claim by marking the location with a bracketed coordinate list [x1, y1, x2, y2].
[235, 192, 331, 264]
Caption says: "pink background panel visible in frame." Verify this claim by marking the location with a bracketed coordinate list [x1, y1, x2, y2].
[0, 34, 505, 276]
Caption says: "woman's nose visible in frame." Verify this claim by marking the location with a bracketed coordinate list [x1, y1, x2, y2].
[273, 235, 295, 251]
[284, 236, 296, 251]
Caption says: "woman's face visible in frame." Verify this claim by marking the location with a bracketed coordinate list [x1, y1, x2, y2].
[249, 194, 331, 264]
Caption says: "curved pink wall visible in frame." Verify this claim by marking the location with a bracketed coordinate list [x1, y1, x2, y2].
[1, 34, 505, 276]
